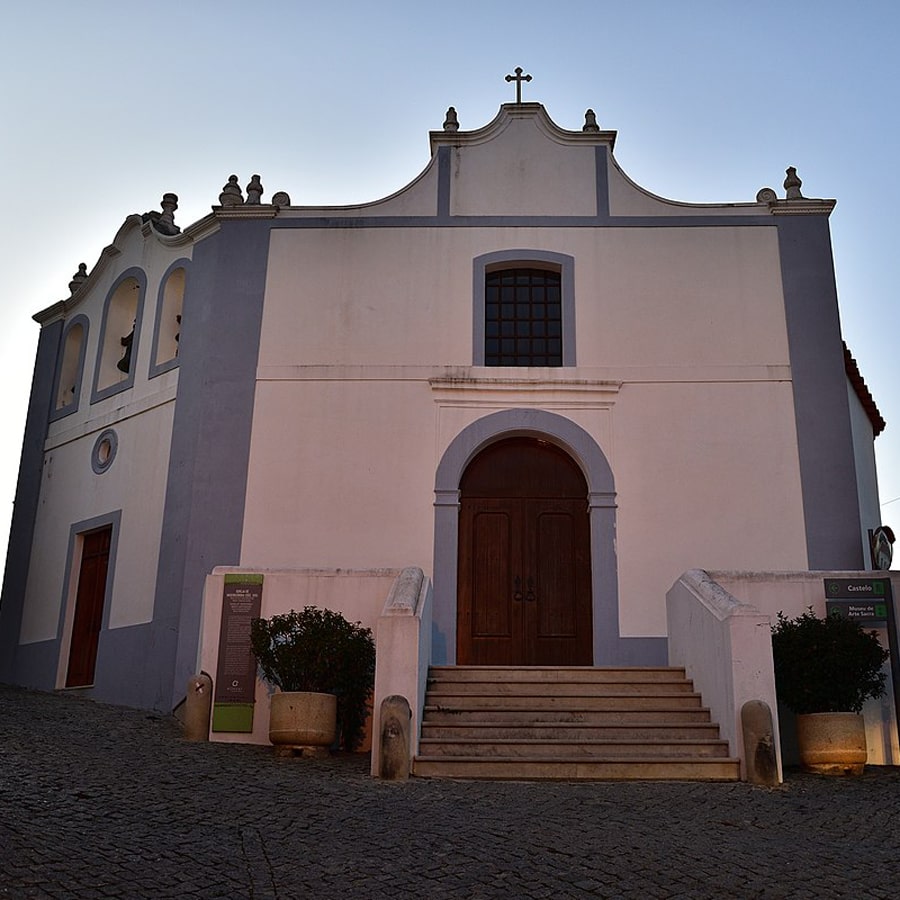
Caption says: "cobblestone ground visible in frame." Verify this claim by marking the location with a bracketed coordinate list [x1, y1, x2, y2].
[1, 685, 899, 899]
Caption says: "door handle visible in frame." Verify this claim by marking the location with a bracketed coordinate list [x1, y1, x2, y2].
[513, 576, 523, 602]
[526, 576, 536, 602]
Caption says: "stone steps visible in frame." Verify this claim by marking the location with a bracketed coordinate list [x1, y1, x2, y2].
[423, 692, 704, 710]
[428, 665, 689, 683]
[427, 680, 696, 695]
[412, 756, 741, 781]
[419, 737, 731, 758]
[421, 722, 723, 741]
[413, 666, 740, 781]
[422, 707, 715, 725]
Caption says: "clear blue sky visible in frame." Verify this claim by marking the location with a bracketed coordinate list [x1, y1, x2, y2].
[1, 0, 898, 568]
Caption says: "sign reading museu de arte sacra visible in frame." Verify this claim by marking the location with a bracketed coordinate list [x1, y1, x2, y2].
[212, 575, 263, 732]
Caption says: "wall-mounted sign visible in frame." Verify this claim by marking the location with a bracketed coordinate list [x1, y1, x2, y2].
[825, 600, 889, 623]
[825, 578, 890, 623]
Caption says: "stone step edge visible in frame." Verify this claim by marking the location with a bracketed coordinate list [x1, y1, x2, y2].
[427, 678, 694, 694]
[422, 705, 712, 715]
[411, 762, 741, 781]
[428, 675, 690, 684]
[421, 721, 720, 729]
[429, 666, 687, 672]
[419, 737, 729, 747]
[413, 755, 741, 767]
[425, 691, 702, 706]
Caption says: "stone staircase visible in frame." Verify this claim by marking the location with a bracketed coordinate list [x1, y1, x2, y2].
[413, 666, 741, 781]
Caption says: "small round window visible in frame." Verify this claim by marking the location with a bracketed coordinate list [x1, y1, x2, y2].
[91, 429, 118, 474]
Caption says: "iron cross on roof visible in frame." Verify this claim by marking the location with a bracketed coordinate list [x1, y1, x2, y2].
[505, 67, 532, 104]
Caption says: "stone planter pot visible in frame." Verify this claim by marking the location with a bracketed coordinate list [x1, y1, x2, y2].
[796, 712, 867, 775]
[269, 691, 337, 758]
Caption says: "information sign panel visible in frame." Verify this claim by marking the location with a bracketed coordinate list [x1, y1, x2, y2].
[214, 575, 263, 704]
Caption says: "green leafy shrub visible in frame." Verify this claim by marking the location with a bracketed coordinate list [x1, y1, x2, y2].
[250, 606, 376, 750]
[771, 608, 888, 714]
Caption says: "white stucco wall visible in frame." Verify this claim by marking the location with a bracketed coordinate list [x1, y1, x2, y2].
[19, 221, 188, 655]
[20, 400, 174, 646]
[847, 379, 882, 562]
[242, 214, 806, 647]
[259, 226, 789, 371]
[448, 115, 598, 217]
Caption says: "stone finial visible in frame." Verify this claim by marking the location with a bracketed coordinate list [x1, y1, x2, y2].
[784, 166, 803, 200]
[271, 191, 291, 207]
[756, 187, 778, 204]
[246, 174, 263, 205]
[443, 107, 459, 132]
[219, 175, 244, 207]
[583, 109, 600, 132]
[157, 193, 179, 233]
[69, 263, 88, 295]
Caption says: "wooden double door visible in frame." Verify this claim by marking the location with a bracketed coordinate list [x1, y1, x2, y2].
[457, 437, 593, 666]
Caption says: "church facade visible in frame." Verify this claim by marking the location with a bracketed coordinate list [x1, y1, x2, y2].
[0, 101, 885, 718]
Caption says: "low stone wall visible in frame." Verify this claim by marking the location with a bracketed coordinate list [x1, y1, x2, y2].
[709, 570, 900, 767]
[667, 569, 781, 782]
[371, 567, 432, 776]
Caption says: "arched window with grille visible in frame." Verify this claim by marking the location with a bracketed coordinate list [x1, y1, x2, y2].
[473, 250, 575, 367]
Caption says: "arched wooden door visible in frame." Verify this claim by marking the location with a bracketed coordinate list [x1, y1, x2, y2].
[457, 437, 593, 665]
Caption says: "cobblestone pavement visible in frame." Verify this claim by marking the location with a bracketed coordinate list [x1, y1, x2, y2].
[1, 685, 899, 899]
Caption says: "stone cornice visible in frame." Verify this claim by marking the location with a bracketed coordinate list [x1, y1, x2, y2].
[211, 205, 279, 220]
[32, 301, 67, 326]
[769, 198, 836, 216]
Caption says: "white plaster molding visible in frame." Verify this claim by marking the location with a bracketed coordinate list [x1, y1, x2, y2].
[429, 103, 617, 153]
[678, 569, 763, 621]
[428, 376, 622, 393]
[209, 565, 402, 577]
[180, 214, 220, 242]
[382, 567, 426, 616]
[44, 387, 177, 451]
[33, 211, 202, 323]
[32, 301, 67, 326]
[607, 149, 773, 215]
[254, 364, 792, 384]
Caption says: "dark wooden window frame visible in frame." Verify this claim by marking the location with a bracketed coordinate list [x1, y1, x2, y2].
[484, 267, 563, 366]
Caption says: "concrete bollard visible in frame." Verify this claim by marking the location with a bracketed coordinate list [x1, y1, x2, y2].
[741, 699, 779, 786]
[184, 673, 213, 741]
[379, 695, 412, 780]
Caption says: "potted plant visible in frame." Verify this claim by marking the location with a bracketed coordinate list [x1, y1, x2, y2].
[250, 606, 376, 757]
[771, 608, 889, 774]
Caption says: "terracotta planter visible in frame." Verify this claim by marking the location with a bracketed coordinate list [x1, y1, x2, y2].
[796, 712, 867, 775]
[269, 691, 337, 758]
